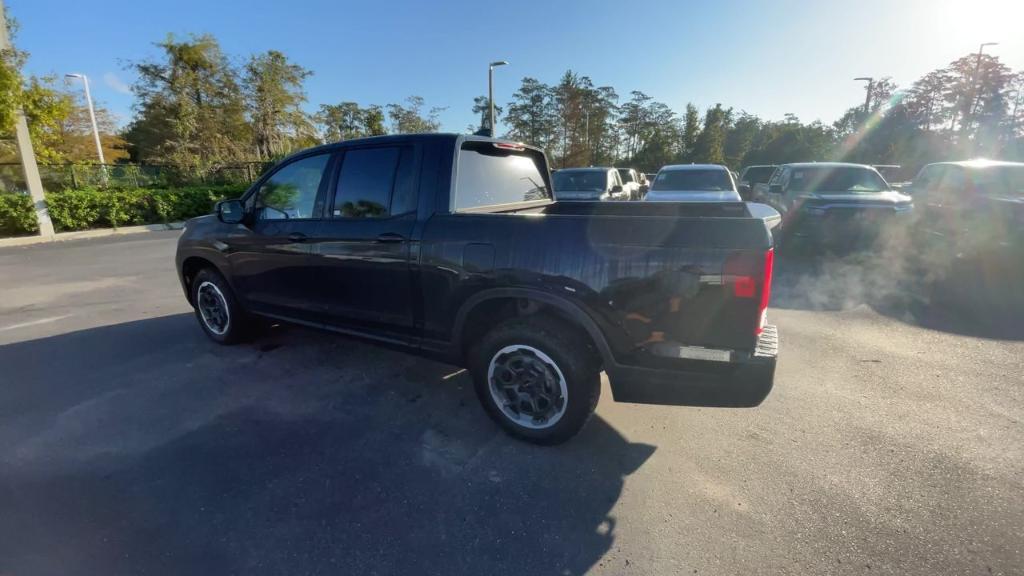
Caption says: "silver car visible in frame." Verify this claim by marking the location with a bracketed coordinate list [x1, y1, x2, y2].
[644, 164, 742, 202]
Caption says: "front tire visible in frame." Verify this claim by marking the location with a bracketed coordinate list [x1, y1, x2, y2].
[191, 267, 252, 345]
[470, 317, 601, 445]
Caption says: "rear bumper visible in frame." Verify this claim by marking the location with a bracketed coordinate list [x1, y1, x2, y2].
[606, 325, 778, 407]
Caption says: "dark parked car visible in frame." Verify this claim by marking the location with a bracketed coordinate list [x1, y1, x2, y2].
[738, 165, 777, 201]
[905, 160, 1024, 307]
[552, 167, 628, 201]
[176, 134, 779, 444]
[756, 162, 912, 249]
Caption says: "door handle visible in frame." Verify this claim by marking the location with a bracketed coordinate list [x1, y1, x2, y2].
[287, 232, 307, 243]
[376, 233, 405, 243]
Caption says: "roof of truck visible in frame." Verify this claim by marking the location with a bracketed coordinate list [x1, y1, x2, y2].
[279, 133, 541, 162]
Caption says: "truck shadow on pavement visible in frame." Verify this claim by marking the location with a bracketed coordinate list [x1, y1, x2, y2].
[0, 313, 655, 576]
[771, 252, 1024, 341]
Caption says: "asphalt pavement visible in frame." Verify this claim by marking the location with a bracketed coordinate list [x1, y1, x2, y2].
[0, 231, 1021, 575]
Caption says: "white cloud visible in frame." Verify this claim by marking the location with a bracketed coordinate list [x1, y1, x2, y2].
[103, 72, 131, 95]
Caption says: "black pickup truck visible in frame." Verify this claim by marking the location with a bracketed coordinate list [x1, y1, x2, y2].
[175, 134, 779, 444]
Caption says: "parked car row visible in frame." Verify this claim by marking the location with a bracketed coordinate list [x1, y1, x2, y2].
[553, 164, 741, 203]
[555, 159, 1023, 285]
[551, 166, 649, 201]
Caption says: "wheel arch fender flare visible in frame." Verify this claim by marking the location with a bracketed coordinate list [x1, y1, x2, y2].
[452, 287, 616, 367]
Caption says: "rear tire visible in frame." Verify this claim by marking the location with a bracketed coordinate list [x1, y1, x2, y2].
[191, 267, 252, 345]
[469, 316, 601, 445]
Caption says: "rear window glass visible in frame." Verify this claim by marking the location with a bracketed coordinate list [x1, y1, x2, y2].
[617, 169, 635, 183]
[653, 169, 733, 192]
[788, 167, 887, 193]
[454, 142, 550, 211]
[553, 170, 608, 192]
[743, 166, 775, 183]
[969, 166, 1024, 194]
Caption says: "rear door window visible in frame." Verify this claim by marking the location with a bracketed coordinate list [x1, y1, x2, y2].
[332, 146, 415, 218]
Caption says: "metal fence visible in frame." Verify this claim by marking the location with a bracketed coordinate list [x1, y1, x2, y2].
[0, 162, 270, 193]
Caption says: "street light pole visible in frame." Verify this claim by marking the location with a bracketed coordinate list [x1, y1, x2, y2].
[854, 77, 874, 115]
[488, 61, 508, 137]
[65, 73, 105, 165]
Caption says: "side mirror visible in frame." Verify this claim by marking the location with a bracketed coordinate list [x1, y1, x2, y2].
[216, 199, 246, 224]
[611, 185, 623, 193]
[739, 184, 752, 199]
[769, 184, 783, 194]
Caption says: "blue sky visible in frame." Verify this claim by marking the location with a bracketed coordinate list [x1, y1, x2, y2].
[10, 0, 1024, 132]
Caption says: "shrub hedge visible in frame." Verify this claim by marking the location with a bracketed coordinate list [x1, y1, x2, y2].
[0, 193, 39, 237]
[0, 184, 249, 237]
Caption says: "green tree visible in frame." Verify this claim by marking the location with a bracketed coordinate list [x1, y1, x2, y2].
[316, 102, 388, 141]
[57, 89, 129, 163]
[632, 101, 680, 171]
[0, 15, 26, 135]
[19, 75, 73, 163]
[387, 96, 442, 133]
[679, 103, 700, 162]
[618, 90, 652, 159]
[124, 34, 250, 176]
[584, 85, 619, 166]
[470, 95, 502, 133]
[905, 69, 954, 132]
[243, 50, 314, 161]
[691, 104, 731, 164]
[723, 112, 762, 168]
[504, 77, 557, 152]
[552, 71, 586, 167]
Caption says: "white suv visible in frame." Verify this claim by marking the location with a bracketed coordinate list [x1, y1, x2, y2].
[645, 164, 742, 202]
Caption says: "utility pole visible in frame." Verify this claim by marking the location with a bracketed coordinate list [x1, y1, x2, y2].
[488, 60, 508, 137]
[0, 0, 53, 237]
[854, 77, 874, 115]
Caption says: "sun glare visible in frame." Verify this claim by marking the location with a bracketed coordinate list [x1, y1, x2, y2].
[929, 0, 1023, 49]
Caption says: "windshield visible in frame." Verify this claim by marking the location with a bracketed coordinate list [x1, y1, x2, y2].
[743, 166, 776, 183]
[617, 169, 635, 183]
[652, 169, 734, 192]
[788, 166, 888, 193]
[969, 166, 1024, 195]
[552, 170, 608, 192]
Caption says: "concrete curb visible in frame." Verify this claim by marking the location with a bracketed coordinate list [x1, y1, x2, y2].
[0, 222, 185, 248]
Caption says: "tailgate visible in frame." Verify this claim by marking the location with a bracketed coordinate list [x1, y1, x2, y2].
[601, 240, 774, 354]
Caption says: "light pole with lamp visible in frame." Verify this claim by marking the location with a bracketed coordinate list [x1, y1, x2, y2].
[64, 73, 106, 168]
[967, 42, 998, 130]
[488, 61, 508, 137]
[854, 77, 874, 115]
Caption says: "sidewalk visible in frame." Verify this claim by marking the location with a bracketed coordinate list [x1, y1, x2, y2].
[0, 222, 185, 248]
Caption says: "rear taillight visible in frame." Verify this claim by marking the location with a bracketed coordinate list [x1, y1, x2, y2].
[756, 248, 774, 335]
[724, 248, 774, 336]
